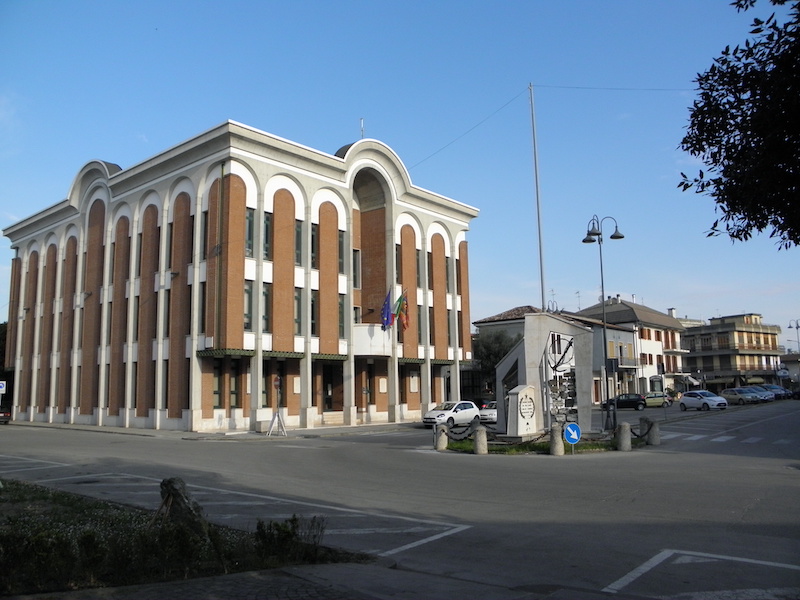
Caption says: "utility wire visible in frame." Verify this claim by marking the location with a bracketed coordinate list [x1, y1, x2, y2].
[409, 82, 694, 170]
[408, 87, 528, 170]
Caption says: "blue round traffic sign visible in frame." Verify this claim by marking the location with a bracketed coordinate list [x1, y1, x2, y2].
[564, 423, 581, 444]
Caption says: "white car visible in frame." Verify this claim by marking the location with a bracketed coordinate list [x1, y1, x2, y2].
[423, 401, 480, 427]
[479, 401, 497, 424]
[679, 390, 727, 411]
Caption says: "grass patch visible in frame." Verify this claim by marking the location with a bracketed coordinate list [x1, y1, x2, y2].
[447, 436, 645, 454]
[0, 478, 370, 596]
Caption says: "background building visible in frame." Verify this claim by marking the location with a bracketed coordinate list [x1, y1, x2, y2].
[572, 297, 687, 396]
[681, 313, 782, 392]
[3, 122, 478, 432]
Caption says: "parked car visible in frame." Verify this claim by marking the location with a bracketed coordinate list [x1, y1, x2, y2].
[719, 388, 761, 405]
[743, 386, 774, 402]
[472, 399, 494, 409]
[0, 405, 9, 425]
[479, 401, 497, 424]
[603, 393, 646, 411]
[423, 400, 480, 427]
[644, 392, 672, 407]
[760, 384, 792, 400]
[679, 390, 727, 411]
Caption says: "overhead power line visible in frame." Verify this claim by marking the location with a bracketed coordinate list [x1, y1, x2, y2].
[409, 82, 694, 170]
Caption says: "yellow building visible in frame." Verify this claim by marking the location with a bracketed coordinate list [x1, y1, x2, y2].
[682, 313, 782, 391]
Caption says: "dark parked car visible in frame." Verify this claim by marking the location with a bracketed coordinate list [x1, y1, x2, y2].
[603, 393, 646, 411]
[0, 405, 10, 425]
[761, 384, 792, 400]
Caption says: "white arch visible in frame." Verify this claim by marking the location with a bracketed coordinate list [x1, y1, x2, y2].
[109, 204, 134, 243]
[339, 139, 412, 200]
[265, 174, 305, 220]
[426, 222, 452, 257]
[43, 233, 59, 254]
[395, 213, 423, 249]
[168, 177, 197, 220]
[82, 183, 111, 227]
[311, 188, 347, 230]
[136, 191, 163, 233]
[454, 230, 468, 258]
[22, 239, 42, 264]
[229, 160, 259, 209]
[346, 159, 400, 203]
[63, 225, 80, 248]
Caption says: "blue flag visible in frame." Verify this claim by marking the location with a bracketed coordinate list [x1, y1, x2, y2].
[380, 291, 393, 331]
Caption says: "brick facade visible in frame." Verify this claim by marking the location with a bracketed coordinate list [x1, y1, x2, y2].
[3, 122, 478, 432]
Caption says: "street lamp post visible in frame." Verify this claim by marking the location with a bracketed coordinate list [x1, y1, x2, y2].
[583, 215, 624, 430]
[789, 320, 800, 354]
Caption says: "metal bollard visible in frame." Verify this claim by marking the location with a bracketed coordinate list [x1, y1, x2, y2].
[616, 421, 631, 451]
[473, 425, 488, 455]
[646, 420, 661, 446]
[434, 424, 448, 451]
[550, 422, 564, 456]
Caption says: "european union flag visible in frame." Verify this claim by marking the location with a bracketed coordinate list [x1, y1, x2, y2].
[380, 291, 393, 331]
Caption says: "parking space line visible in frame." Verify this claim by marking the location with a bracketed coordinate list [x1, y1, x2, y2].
[602, 549, 674, 594]
[602, 549, 800, 594]
[34, 472, 139, 484]
[378, 524, 471, 557]
[673, 549, 800, 571]
[0, 454, 70, 474]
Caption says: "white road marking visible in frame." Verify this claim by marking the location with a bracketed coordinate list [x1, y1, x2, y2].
[326, 526, 445, 535]
[672, 555, 718, 564]
[741, 437, 762, 444]
[711, 436, 736, 442]
[33, 472, 125, 483]
[378, 524, 471, 557]
[603, 549, 675, 593]
[0, 454, 70, 474]
[658, 587, 800, 600]
[603, 549, 800, 595]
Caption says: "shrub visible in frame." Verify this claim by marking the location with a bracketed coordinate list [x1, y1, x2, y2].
[0, 479, 365, 596]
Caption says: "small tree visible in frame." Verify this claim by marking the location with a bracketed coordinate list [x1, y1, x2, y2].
[679, 0, 800, 248]
[472, 330, 520, 395]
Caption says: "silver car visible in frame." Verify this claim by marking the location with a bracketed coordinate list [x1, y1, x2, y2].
[744, 386, 774, 402]
[479, 401, 498, 424]
[720, 388, 760, 405]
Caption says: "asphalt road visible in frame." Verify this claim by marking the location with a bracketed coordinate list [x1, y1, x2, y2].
[1, 401, 799, 599]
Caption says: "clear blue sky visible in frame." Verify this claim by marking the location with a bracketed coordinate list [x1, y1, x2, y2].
[1, 1, 797, 348]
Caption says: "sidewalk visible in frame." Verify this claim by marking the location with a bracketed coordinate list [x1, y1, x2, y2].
[9, 418, 424, 441]
[8, 561, 650, 600]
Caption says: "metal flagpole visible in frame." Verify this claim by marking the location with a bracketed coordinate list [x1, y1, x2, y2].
[530, 83, 551, 425]
[529, 83, 546, 311]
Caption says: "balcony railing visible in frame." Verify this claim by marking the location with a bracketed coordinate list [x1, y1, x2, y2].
[686, 343, 780, 353]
